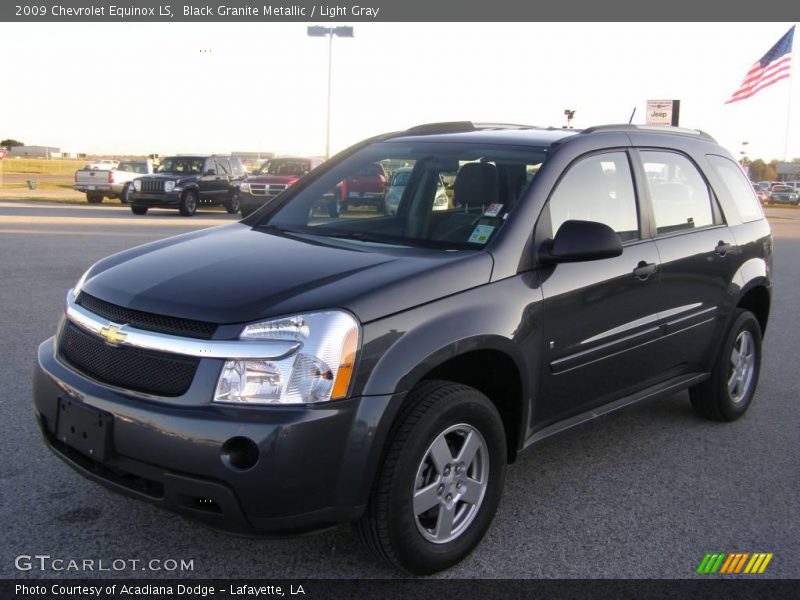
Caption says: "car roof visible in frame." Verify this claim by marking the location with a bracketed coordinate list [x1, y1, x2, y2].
[388, 126, 575, 147]
[384, 122, 717, 149]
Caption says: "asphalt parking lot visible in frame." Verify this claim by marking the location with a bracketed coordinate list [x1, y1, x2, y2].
[1, 200, 798, 579]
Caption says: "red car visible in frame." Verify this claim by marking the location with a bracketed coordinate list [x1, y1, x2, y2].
[238, 157, 324, 217]
[333, 162, 389, 216]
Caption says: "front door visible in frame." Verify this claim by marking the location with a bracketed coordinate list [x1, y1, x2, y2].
[535, 150, 666, 427]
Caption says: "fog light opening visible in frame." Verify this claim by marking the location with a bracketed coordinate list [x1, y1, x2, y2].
[221, 437, 259, 471]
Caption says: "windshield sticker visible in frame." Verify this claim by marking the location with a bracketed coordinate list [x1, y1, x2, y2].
[484, 203, 504, 217]
[468, 224, 495, 244]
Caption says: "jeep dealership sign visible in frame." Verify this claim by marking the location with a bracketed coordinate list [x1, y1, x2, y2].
[646, 99, 680, 126]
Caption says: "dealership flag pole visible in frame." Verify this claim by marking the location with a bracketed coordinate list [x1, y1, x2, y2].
[725, 26, 795, 160]
[784, 31, 795, 161]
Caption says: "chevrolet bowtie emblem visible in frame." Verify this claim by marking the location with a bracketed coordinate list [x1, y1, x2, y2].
[99, 324, 127, 346]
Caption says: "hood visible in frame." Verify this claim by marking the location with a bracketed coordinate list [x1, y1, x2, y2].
[138, 173, 189, 180]
[245, 174, 301, 185]
[82, 223, 493, 326]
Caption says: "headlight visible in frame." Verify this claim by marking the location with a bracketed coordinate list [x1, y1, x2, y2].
[72, 267, 92, 299]
[164, 181, 176, 193]
[214, 311, 359, 405]
[240, 182, 251, 193]
[133, 179, 142, 192]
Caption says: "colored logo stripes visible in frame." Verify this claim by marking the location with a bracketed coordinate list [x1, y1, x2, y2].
[696, 552, 773, 574]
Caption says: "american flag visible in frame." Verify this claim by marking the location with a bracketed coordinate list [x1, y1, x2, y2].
[726, 26, 794, 104]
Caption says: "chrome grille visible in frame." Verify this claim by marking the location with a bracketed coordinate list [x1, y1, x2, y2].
[249, 183, 288, 197]
[140, 179, 165, 193]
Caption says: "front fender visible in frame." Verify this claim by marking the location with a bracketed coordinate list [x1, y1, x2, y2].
[353, 274, 544, 445]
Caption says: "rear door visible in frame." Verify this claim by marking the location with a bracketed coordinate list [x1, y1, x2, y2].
[635, 149, 736, 373]
[215, 158, 232, 201]
[535, 150, 666, 425]
[198, 158, 218, 201]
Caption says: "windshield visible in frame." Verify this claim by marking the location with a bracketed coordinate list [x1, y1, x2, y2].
[157, 157, 204, 174]
[118, 161, 149, 174]
[257, 141, 546, 250]
[259, 159, 311, 176]
[391, 171, 411, 187]
[773, 186, 792, 192]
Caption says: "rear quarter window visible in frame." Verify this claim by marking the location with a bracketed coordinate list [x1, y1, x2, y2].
[707, 155, 764, 223]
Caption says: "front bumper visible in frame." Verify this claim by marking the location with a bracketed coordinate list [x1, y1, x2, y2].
[239, 191, 280, 212]
[33, 336, 402, 534]
[129, 191, 181, 207]
[74, 184, 115, 194]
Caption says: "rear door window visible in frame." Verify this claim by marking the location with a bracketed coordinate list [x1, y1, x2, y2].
[706, 155, 763, 223]
[640, 151, 718, 235]
[215, 158, 230, 176]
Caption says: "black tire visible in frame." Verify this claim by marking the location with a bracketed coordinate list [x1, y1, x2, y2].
[225, 190, 240, 214]
[690, 309, 762, 422]
[130, 206, 148, 215]
[355, 380, 506, 575]
[328, 197, 341, 218]
[120, 184, 133, 204]
[179, 190, 198, 217]
[86, 193, 103, 204]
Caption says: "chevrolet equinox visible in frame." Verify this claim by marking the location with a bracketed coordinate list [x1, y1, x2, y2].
[33, 122, 772, 574]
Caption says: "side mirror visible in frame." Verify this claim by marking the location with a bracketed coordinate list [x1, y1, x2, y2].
[205, 169, 216, 176]
[540, 220, 623, 263]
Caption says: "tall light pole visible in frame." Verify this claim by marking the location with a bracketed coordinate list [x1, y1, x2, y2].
[307, 26, 354, 159]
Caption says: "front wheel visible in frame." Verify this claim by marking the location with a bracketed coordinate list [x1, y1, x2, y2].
[130, 206, 148, 215]
[355, 380, 506, 574]
[225, 190, 240, 214]
[690, 309, 762, 421]
[120, 184, 132, 204]
[179, 190, 198, 217]
[328, 197, 341, 218]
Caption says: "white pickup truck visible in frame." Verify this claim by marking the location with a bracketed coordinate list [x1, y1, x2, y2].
[74, 159, 154, 203]
[85, 159, 119, 170]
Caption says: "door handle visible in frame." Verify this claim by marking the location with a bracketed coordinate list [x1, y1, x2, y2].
[715, 241, 733, 256]
[633, 261, 657, 280]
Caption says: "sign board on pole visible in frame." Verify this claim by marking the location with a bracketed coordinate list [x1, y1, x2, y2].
[776, 162, 800, 176]
[645, 100, 680, 126]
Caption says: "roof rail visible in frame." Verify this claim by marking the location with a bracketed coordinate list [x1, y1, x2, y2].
[404, 122, 476, 135]
[472, 122, 541, 130]
[403, 121, 546, 135]
[580, 124, 717, 142]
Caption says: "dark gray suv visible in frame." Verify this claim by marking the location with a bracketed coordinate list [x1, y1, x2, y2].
[33, 123, 771, 574]
[129, 155, 246, 216]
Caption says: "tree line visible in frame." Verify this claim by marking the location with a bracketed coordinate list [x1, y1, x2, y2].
[744, 157, 800, 181]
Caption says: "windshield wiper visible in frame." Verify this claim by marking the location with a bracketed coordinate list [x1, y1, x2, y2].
[311, 230, 410, 246]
